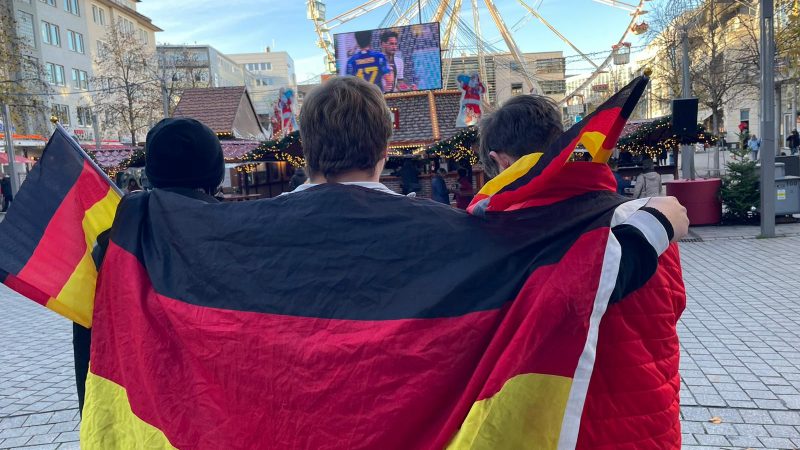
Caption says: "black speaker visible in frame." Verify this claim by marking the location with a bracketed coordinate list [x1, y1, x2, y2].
[672, 98, 699, 137]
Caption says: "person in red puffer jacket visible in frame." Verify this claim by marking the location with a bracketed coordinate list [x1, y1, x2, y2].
[478, 94, 686, 449]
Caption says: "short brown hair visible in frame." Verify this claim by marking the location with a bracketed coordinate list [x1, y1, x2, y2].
[479, 95, 563, 178]
[300, 76, 393, 178]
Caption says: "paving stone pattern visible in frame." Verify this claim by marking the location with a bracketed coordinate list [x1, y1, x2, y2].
[679, 231, 800, 449]
[1, 225, 800, 448]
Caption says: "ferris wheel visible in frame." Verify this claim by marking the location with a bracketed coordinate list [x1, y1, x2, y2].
[307, 0, 652, 105]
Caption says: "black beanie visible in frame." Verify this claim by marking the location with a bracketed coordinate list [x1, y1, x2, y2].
[144, 118, 224, 190]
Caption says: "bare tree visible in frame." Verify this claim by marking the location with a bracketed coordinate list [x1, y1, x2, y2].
[157, 47, 210, 116]
[91, 18, 160, 145]
[644, 0, 759, 137]
[0, 2, 51, 134]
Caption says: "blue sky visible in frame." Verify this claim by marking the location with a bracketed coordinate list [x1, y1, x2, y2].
[138, 0, 656, 82]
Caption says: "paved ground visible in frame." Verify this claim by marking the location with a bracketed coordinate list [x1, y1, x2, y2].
[1, 224, 800, 449]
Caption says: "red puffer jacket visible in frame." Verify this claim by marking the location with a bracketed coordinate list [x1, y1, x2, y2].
[488, 162, 685, 449]
[576, 244, 685, 449]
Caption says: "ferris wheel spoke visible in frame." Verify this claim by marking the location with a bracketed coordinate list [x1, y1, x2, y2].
[561, 0, 646, 105]
[323, 0, 394, 29]
[516, 0, 599, 70]
[484, 0, 542, 95]
[470, 0, 490, 90]
[392, 0, 432, 26]
[441, 0, 463, 53]
[433, 0, 452, 23]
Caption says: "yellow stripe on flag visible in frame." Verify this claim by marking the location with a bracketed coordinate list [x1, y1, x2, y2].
[45, 189, 120, 328]
[477, 152, 543, 197]
[81, 372, 176, 449]
[448, 373, 572, 449]
[579, 131, 613, 164]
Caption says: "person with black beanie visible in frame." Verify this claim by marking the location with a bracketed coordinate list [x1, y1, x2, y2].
[73, 118, 225, 414]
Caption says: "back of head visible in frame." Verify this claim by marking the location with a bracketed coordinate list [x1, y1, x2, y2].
[145, 118, 224, 192]
[642, 158, 654, 172]
[355, 30, 372, 49]
[437, 168, 447, 176]
[479, 95, 563, 178]
[300, 76, 393, 179]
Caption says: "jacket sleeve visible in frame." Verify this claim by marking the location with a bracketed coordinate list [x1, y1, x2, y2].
[610, 206, 674, 304]
[632, 175, 644, 199]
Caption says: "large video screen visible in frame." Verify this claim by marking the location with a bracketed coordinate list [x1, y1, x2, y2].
[334, 22, 442, 93]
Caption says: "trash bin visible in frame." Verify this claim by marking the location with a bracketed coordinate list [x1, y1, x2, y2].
[775, 176, 800, 215]
[776, 156, 800, 177]
[756, 162, 786, 179]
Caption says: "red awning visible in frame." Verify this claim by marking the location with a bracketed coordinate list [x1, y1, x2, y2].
[0, 152, 33, 164]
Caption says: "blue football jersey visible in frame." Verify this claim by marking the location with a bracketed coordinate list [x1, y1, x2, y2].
[346, 50, 392, 91]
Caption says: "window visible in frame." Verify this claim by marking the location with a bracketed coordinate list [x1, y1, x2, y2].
[740, 109, 750, 121]
[120, 18, 134, 33]
[97, 40, 108, 57]
[53, 104, 70, 125]
[259, 62, 272, 71]
[72, 68, 88, 90]
[39, 0, 55, 6]
[540, 79, 566, 95]
[138, 29, 148, 44]
[535, 58, 566, 74]
[77, 107, 93, 127]
[67, 30, 84, 53]
[41, 21, 60, 46]
[65, 0, 80, 16]
[511, 83, 523, 96]
[92, 6, 106, 25]
[46, 62, 65, 86]
[15, 11, 35, 47]
[510, 62, 521, 72]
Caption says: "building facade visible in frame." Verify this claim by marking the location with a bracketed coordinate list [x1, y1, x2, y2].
[228, 49, 297, 115]
[443, 51, 566, 106]
[157, 44, 255, 90]
[3, 0, 161, 143]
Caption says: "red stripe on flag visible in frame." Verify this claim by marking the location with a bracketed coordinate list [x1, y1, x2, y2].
[16, 160, 111, 298]
[90, 230, 609, 449]
[3, 273, 50, 306]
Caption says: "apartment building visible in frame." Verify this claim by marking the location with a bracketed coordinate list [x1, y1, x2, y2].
[228, 49, 297, 115]
[157, 44, 255, 90]
[443, 51, 566, 106]
[3, 0, 160, 142]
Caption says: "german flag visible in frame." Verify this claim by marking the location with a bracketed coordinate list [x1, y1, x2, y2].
[0, 126, 120, 328]
[469, 75, 649, 215]
[83, 185, 637, 449]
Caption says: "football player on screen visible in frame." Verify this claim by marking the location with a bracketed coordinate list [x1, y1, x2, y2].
[379, 30, 417, 92]
[346, 30, 394, 93]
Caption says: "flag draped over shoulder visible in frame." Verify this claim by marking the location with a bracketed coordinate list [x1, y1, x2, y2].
[0, 126, 119, 328]
[469, 75, 649, 215]
[81, 77, 650, 449]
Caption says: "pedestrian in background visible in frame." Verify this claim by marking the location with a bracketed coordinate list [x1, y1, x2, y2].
[430, 168, 450, 205]
[633, 158, 662, 199]
[786, 129, 799, 155]
[452, 168, 473, 209]
[288, 167, 307, 191]
[1, 175, 12, 212]
[748, 134, 761, 161]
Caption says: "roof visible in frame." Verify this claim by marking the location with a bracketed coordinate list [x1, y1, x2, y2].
[85, 147, 138, 169]
[221, 140, 261, 161]
[385, 90, 462, 148]
[174, 87, 247, 133]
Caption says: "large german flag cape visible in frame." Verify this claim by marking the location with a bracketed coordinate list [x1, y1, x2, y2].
[80, 77, 650, 449]
[0, 126, 120, 328]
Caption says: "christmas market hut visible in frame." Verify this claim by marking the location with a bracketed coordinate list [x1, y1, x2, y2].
[173, 86, 281, 199]
[381, 89, 486, 198]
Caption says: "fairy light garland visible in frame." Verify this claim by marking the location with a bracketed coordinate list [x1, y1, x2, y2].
[616, 116, 713, 160]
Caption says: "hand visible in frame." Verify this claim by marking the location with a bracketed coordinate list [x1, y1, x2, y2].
[645, 196, 689, 242]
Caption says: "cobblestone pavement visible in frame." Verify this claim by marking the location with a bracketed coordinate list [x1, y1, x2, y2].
[1, 225, 800, 449]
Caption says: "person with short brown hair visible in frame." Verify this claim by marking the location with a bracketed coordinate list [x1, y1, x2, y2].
[299, 76, 393, 185]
